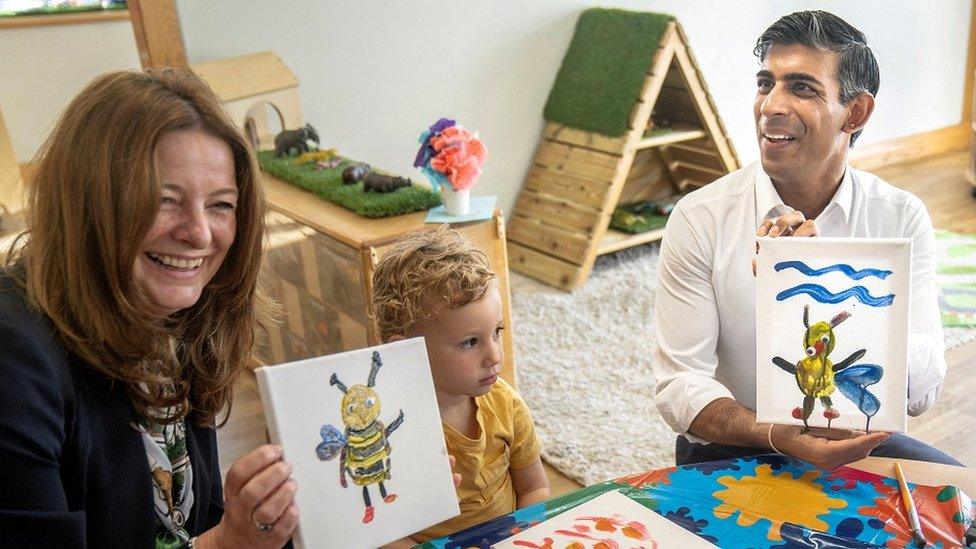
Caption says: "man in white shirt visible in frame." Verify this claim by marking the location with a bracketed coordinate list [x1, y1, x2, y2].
[652, 10, 960, 469]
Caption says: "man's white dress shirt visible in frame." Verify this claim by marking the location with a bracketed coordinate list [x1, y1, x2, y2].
[652, 161, 946, 438]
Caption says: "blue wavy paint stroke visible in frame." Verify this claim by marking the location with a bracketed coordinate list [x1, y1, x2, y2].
[776, 283, 895, 307]
[774, 260, 892, 280]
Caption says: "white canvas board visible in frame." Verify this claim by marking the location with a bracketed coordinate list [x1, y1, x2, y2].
[255, 338, 459, 549]
[756, 237, 910, 433]
[493, 490, 716, 548]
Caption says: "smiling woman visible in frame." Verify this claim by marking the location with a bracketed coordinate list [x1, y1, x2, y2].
[135, 129, 239, 317]
[0, 69, 299, 548]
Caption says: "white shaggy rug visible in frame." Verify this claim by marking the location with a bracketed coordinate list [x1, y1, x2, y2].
[945, 324, 976, 350]
[511, 241, 976, 487]
[511, 243, 673, 486]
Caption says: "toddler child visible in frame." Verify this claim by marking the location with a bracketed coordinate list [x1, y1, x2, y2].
[371, 227, 550, 544]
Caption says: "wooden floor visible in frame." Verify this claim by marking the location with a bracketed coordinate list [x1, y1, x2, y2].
[877, 150, 976, 467]
[218, 150, 976, 498]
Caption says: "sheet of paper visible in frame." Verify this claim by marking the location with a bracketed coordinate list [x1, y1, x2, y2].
[493, 489, 716, 548]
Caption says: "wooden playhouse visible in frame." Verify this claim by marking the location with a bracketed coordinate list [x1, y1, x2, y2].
[507, 10, 740, 291]
[191, 51, 304, 151]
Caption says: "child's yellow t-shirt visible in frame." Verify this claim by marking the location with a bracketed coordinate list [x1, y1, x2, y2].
[413, 378, 541, 543]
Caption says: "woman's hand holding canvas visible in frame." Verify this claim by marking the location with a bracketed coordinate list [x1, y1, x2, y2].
[255, 338, 460, 549]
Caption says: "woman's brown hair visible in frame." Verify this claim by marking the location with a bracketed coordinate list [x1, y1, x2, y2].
[7, 68, 271, 426]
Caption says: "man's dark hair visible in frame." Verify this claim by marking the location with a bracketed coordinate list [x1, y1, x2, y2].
[754, 10, 880, 145]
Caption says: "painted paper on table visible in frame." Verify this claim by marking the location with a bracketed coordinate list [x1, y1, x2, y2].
[255, 338, 459, 549]
[755, 237, 911, 433]
[492, 489, 717, 548]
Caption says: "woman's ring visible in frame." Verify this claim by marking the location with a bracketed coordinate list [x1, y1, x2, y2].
[256, 521, 274, 533]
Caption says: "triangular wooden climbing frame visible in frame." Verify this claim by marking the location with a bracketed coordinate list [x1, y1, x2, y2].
[507, 21, 740, 291]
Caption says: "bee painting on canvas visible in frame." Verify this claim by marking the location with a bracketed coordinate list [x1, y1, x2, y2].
[316, 351, 405, 523]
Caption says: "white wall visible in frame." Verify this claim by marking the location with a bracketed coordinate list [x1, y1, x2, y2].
[0, 19, 141, 161]
[177, 0, 972, 215]
[3, 2, 969, 215]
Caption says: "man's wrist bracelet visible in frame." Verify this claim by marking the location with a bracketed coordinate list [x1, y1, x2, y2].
[767, 423, 783, 455]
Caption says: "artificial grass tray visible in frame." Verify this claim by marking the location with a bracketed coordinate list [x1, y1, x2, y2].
[258, 150, 441, 218]
[609, 202, 671, 234]
[543, 8, 675, 137]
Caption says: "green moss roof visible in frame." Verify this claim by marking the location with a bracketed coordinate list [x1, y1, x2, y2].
[543, 8, 675, 137]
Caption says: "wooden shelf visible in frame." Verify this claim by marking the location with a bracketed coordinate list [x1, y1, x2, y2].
[260, 172, 436, 250]
[256, 176, 518, 386]
[634, 127, 707, 150]
[597, 227, 666, 255]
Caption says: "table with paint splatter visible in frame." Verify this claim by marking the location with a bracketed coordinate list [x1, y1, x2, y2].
[421, 454, 975, 549]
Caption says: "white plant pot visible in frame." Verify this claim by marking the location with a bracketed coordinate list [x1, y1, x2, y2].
[441, 187, 470, 216]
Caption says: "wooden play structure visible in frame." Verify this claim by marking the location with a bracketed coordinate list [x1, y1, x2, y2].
[507, 19, 740, 291]
[190, 51, 303, 151]
[0, 106, 25, 234]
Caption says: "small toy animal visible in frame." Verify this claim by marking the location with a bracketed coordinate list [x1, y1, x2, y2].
[315, 158, 342, 170]
[316, 351, 404, 524]
[363, 173, 412, 193]
[294, 148, 338, 165]
[274, 124, 320, 157]
[342, 163, 371, 184]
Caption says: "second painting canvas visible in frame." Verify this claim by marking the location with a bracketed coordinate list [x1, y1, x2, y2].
[492, 490, 717, 548]
[755, 237, 911, 433]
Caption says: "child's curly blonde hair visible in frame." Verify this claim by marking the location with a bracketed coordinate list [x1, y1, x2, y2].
[371, 226, 496, 341]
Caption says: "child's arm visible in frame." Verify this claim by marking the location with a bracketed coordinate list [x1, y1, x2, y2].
[511, 457, 550, 508]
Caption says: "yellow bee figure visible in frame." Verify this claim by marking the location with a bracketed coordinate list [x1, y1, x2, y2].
[772, 305, 870, 432]
[316, 351, 405, 523]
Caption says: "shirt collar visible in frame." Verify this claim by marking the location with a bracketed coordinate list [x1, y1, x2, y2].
[830, 166, 854, 223]
[754, 164, 854, 225]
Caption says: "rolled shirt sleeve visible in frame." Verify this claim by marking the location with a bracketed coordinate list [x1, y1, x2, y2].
[903, 199, 947, 416]
[652, 205, 735, 436]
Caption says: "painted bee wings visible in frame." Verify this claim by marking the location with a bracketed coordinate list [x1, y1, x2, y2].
[835, 364, 884, 421]
[316, 424, 346, 461]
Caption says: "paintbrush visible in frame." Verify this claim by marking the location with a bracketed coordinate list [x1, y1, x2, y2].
[894, 461, 928, 547]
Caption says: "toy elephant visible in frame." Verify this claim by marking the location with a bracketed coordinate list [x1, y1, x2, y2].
[274, 124, 320, 157]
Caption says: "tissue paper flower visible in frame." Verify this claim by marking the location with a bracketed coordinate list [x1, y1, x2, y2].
[413, 118, 487, 191]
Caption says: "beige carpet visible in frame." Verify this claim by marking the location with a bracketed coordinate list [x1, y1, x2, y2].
[511, 243, 672, 486]
[511, 241, 976, 487]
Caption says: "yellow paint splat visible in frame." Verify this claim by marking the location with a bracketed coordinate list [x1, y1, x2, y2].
[712, 464, 847, 540]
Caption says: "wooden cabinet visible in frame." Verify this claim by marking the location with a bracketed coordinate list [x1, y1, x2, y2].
[255, 173, 518, 386]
